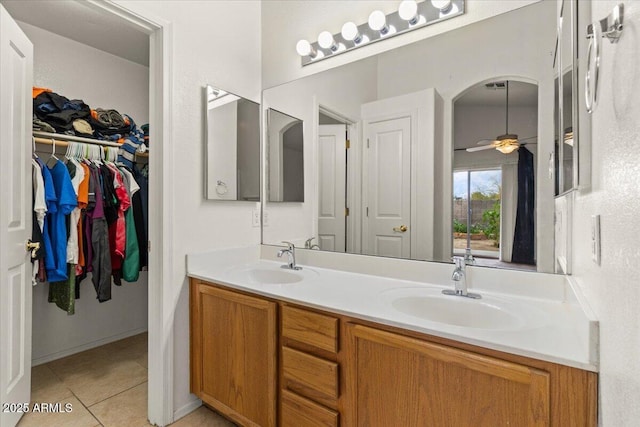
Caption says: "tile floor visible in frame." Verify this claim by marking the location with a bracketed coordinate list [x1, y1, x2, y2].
[18, 333, 235, 427]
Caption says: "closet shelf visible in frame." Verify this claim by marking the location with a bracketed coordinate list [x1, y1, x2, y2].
[33, 131, 149, 157]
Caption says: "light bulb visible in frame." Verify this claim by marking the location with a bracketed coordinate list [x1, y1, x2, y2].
[296, 39, 312, 56]
[399, 0, 419, 24]
[368, 10, 389, 34]
[431, 0, 453, 12]
[318, 31, 337, 51]
[342, 22, 360, 43]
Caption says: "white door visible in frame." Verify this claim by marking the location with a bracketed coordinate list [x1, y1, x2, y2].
[365, 117, 411, 258]
[0, 5, 33, 427]
[318, 124, 346, 252]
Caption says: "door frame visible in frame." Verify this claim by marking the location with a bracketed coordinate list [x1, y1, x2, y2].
[81, 2, 174, 425]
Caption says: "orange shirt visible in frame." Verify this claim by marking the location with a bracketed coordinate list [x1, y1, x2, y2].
[76, 163, 90, 267]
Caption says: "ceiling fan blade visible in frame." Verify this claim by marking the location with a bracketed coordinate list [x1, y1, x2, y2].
[466, 145, 497, 152]
[475, 139, 496, 145]
[520, 135, 537, 141]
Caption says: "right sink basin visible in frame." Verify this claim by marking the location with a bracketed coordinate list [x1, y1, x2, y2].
[379, 287, 547, 331]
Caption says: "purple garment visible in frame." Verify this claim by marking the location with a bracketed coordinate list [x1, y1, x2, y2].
[84, 164, 112, 302]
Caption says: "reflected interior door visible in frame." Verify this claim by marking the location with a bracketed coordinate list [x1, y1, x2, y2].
[365, 117, 411, 258]
[318, 124, 347, 252]
[0, 5, 33, 427]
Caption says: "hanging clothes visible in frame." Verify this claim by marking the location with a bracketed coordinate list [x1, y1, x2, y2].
[86, 164, 112, 302]
[512, 147, 536, 265]
[46, 159, 78, 314]
[133, 164, 148, 269]
[44, 160, 77, 282]
[120, 167, 140, 282]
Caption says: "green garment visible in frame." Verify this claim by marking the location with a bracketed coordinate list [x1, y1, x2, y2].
[48, 264, 75, 315]
[122, 205, 140, 282]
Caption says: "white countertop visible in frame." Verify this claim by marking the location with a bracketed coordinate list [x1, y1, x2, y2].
[187, 245, 599, 372]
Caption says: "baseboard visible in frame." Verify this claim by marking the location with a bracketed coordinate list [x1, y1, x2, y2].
[173, 398, 202, 423]
[31, 327, 148, 366]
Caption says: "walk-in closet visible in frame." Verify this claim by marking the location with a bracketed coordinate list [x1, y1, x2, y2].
[2, 1, 153, 423]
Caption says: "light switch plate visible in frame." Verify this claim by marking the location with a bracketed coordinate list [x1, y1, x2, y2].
[263, 210, 269, 226]
[252, 209, 260, 227]
[591, 215, 601, 265]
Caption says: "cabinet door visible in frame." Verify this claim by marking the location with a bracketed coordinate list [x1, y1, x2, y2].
[345, 324, 550, 427]
[191, 282, 276, 427]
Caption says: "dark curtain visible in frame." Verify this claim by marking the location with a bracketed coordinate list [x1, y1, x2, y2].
[512, 147, 535, 265]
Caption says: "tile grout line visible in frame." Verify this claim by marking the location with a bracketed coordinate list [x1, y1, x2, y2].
[86, 378, 148, 408]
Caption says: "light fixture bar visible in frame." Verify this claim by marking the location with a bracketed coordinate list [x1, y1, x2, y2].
[298, 0, 464, 66]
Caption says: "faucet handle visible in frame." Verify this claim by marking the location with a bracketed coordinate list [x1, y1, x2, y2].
[451, 256, 465, 268]
[281, 241, 295, 251]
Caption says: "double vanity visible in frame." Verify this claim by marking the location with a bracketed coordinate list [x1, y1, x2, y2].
[187, 245, 597, 426]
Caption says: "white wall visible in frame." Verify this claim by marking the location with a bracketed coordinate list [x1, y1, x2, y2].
[116, 0, 263, 418]
[573, 1, 640, 425]
[19, 21, 150, 364]
[262, 0, 541, 88]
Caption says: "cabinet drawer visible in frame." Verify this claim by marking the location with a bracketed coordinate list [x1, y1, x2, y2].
[282, 306, 338, 353]
[282, 347, 339, 402]
[281, 390, 338, 427]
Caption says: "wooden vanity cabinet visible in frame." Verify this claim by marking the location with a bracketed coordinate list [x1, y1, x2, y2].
[190, 279, 277, 427]
[280, 305, 340, 427]
[344, 323, 596, 427]
[190, 280, 596, 427]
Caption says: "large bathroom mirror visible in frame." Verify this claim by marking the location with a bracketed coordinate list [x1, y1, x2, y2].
[267, 108, 305, 202]
[204, 85, 260, 201]
[262, 0, 584, 273]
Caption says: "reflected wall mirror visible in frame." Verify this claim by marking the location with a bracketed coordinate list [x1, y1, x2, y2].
[267, 108, 305, 202]
[204, 85, 260, 201]
[262, 0, 586, 274]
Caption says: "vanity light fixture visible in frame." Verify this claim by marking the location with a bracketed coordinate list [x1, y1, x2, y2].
[399, 0, 425, 26]
[318, 31, 340, 52]
[341, 21, 366, 45]
[431, 0, 452, 13]
[296, 39, 321, 59]
[369, 10, 392, 35]
[296, 0, 465, 66]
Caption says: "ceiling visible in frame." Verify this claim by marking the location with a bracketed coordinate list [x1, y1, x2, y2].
[455, 81, 538, 107]
[1, 0, 149, 66]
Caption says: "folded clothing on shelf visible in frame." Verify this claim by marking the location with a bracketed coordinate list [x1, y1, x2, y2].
[33, 91, 91, 133]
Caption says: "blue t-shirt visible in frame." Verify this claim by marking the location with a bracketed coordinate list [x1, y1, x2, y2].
[45, 160, 77, 282]
[36, 158, 57, 272]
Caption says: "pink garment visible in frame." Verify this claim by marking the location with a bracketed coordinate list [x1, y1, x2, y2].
[107, 164, 130, 259]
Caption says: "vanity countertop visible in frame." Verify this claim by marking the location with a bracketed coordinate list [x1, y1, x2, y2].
[187, 246, 598, 372]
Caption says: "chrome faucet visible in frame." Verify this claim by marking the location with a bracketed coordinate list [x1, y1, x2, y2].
[304, 237, 320, 250]
[442, 256, 481, 299]
[277, 241, 302, 270]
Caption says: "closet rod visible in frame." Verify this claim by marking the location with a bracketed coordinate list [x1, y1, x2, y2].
[33, 131, 149, 157]
[33, 130, 122, 147]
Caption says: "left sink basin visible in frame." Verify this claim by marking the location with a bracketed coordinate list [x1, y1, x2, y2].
[224, 263, 318, 285]
[248, 268, 303, 284]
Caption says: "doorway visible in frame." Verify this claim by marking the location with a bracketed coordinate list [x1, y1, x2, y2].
[0, 2, 171, 426]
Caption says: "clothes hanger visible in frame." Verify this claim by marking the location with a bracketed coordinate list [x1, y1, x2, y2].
[46, 138, 59, 168]
[32, 137, 38, 159]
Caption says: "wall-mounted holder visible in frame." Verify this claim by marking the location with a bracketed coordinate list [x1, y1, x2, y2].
[585, 3, 624, 113]
[296, 0, 465, 66]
